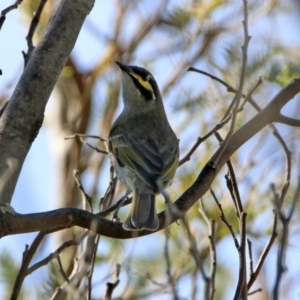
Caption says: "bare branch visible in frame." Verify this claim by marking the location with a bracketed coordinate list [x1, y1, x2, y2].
[88, 234, 100, 300]
[11, 227, 67, 300]
[276, 114, 300, 127]
[65, 133, 107, 142]
[247, 211, 277, 290]
[57, 255, 70, 283]
[234, 212, 247, 300]
[210, 188, 239, 248]
[187, 67, 235, 93]
[199, 199, 216, 300]
[247, 239, 254, 276]
[103, 264, 121, 300]
[215, 128, 248, 299]
[181, 215, 209, 298]
[164, 226, 179, 300]
[272, 174, 300, 299]
[0, 0, 23, 31]
[179, 115, 231, 166]
[26, 231, 88, 275]
[74, 170, 93, 212]
[99, 194, 131, 218]
[248, 288, 263, 296]
[239, 77, 263, 110]
[100, 164, 117, 212]
[22, 0, 48, 66]
[0, 78, 300, 239]
[65, 134, 108, 154]
[211, 0, 251, 167]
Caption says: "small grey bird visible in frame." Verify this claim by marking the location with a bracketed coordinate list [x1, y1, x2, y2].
[109, 62, 179, 231]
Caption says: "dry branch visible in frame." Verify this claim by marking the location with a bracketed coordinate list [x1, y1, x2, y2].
[0, 78, 300, 239]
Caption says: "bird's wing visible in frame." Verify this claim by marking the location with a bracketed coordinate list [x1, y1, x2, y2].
[110, 133, 177, 191]
[159, 140, 179, 185]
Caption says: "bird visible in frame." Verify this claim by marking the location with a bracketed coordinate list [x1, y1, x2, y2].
[108, 61, 179, 231]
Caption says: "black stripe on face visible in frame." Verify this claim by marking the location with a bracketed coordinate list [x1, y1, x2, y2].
[127, 65, 158, 101]
[131, 77, 155, 101]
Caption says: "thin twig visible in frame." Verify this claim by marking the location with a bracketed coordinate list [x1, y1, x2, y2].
[50, 220, 98, 299]
[190, 65, 296, 297]
[188, 0, 251, 169]
[199, 199, 216, 300]
[248, 288, 262, 296]
[0, 0, 23, 31]
[276, 114, 300, 127]
[98, 195, 132, 217]
[179, 208, 210, 300]
[247, 210, 277, 290]
[88, 234, 101, 300]
[208, 220, 216, 300]
[164, 226, 180, 300]
[112, 194, 129, 222]
[26, 231, 89, 275]
[179, 114, 231, 166]
[187, 67, 235, 93]
[225, 155, 247, 299]
[210, 188, 240, 249]
[10, 226, 67, 300]
[22, 0, 48, 66]
[270, 117, 295, 300]
[272, 175, 300, 300]
[103, 264, 121, 300]
[272, 130, 291, 210]
[74, 170, 93, 212]
[234, 212, 247, 300]
[65, 133, 108, 154]
[57, 255, 69, 283]
[100, 168, 117, 211]
[239, 77, 262, 110]
[65, 133, 106, 142]
[214, 128, 248, 300]
[247, 239, 254, 275]
[211, 0, 251, 167]
[214, 130, 243, 217]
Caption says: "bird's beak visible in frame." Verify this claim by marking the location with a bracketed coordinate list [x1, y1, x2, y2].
[115, 61, 137, 78]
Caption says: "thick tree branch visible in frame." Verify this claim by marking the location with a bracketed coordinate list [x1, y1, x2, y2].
[0, 0, 95, 205]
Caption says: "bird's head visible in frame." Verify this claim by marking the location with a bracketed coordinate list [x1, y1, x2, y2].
[115, 61, 162, 111]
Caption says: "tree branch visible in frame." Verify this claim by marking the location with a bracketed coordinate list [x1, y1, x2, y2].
[22, 0, 48, 66]
[0, 79, 299, 239]
[0, 0, 23, 32]
[247, 211, 277, 290]
[276, 114, 300, 127]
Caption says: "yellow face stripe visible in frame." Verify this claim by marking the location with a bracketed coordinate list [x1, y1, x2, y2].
[136, 76, 153, 92]
[130, 72, 153, 93]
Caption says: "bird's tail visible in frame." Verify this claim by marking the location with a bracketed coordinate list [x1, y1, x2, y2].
[123, 191, 159, 231]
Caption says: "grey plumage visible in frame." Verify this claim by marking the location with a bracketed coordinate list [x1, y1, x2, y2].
[109, 62, 179, 231]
